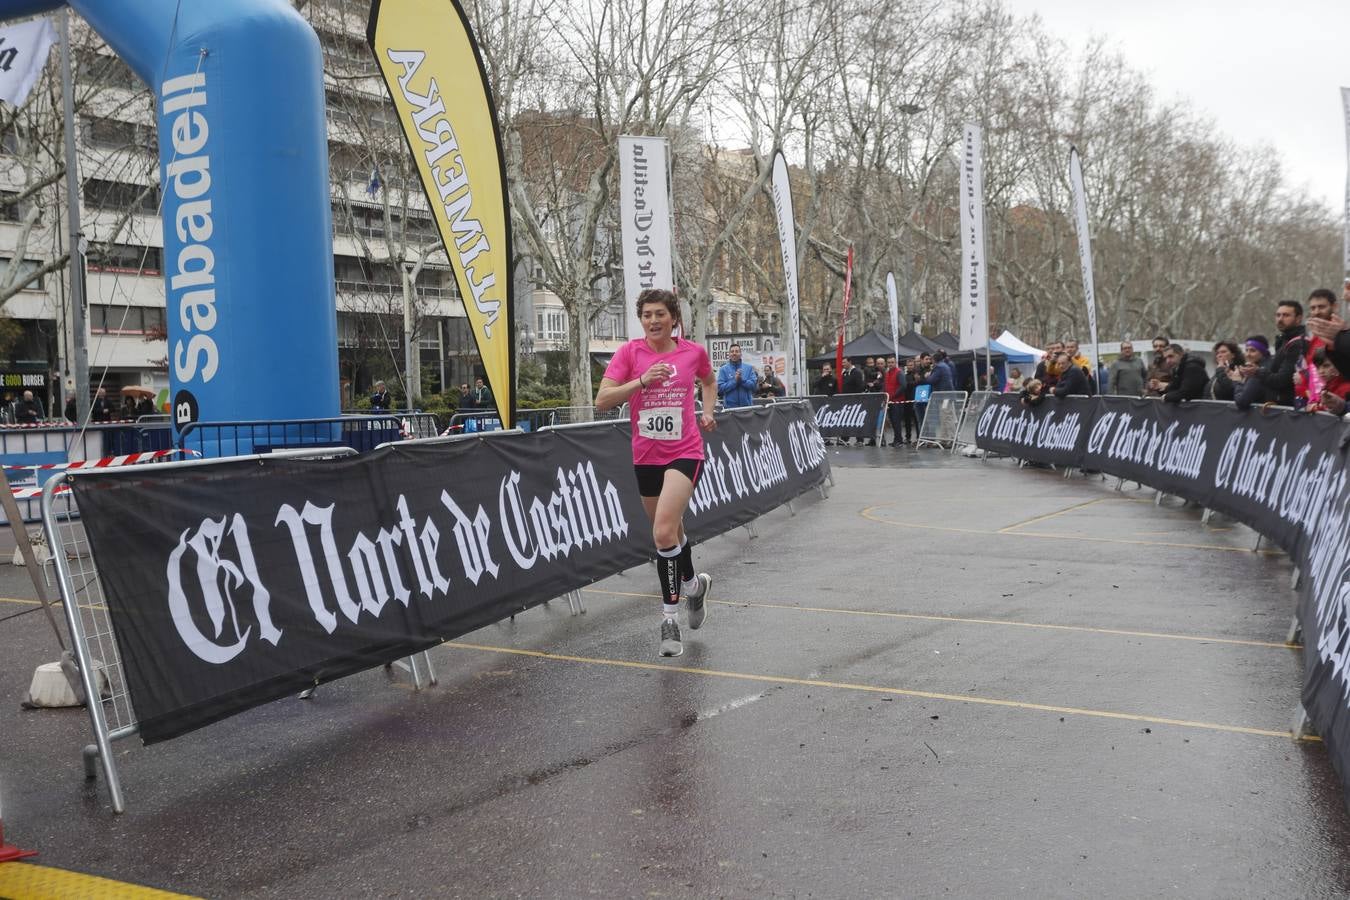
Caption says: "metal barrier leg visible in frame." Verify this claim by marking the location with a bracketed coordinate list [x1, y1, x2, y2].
[785, 499, 796, 517]
[419, 650, 438, 686]
[1252, 532, 1263, 553]
[1292, 705, 1314, 740]
[1287, 613, 1302, 646]
[1200, 508, 1213, 525]
[743, 521, 758, 539]
[1153, 490, 1163, 507]
[1291, 566, 1302, 590]
[47, 491, 127, 813]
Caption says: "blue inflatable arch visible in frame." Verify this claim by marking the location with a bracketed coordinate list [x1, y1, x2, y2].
[0, 0, 338, 431]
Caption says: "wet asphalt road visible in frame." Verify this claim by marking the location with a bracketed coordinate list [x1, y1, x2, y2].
[2, 445, 1350, 898]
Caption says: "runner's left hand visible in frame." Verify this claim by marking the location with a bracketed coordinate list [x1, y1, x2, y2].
[699, 411, 716, 431]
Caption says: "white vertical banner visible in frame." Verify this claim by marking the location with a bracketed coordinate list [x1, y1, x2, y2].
[1068, 146, 1100, 380]
[1342, 87, 1349, 275]
[885, 272, 900, 362]
[618, 136, 674, 340]
[958, 124, 988, 352]
[771, 151, 804, 396]
[0, 18, 56, 108]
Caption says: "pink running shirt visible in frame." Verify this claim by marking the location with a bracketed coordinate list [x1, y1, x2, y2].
[604, 337, 712, 464]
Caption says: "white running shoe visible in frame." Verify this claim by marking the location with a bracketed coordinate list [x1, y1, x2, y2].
[685, 573, 712, 630]
[660, 618, 683, 657]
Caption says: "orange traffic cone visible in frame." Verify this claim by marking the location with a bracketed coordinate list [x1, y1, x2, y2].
[0, 790, 37, 863]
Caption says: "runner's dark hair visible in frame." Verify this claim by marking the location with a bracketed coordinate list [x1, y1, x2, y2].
[636, 288, 682, 331]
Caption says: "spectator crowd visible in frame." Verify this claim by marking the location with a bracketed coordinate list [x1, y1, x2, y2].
[796, 283, 1350, 449]
[1016, 285, 1350, 417]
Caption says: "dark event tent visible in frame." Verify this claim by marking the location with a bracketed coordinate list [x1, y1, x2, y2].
[934, 332, 960, 350]
[898, 330, 945, 354]
[806, 329, 931, 366]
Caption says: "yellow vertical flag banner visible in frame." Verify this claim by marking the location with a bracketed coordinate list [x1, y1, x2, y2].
[368, 0, 514, 426]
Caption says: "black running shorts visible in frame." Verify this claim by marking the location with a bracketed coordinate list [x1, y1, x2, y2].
[633, 458, 703, 498]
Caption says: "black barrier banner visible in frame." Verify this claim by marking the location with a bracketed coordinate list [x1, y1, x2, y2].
[972, 394, 1093, 466]
[809, 393, 888, 440]
[976, 394, 1350, 809]
[71, 403, 829, 744]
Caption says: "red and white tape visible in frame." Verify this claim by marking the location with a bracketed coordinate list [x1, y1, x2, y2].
[10, 484, 67, 498]
[4, 448, 198, 474]
[7, 449, 200, 497]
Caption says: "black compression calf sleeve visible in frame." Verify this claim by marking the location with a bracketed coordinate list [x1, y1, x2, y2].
[677, 537, 694, 583]
[657, 545, 681, 606]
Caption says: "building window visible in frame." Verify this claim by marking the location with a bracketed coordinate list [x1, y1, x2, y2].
[76, 51, 141, 91]
[0, 189, 35, 224]
[333, 254, 452, 299]
[87, 243, 162, 275]
[0, 257, 43, 290]
[89, 305, 166, 335]
[538, 309, 565, 341]
[83, 179, 159, 214]
[716, 311, 725, 333]
[85, 117, 156, 152]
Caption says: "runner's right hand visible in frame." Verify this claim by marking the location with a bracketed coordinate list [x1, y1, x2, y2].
[642, 363, 672, 387]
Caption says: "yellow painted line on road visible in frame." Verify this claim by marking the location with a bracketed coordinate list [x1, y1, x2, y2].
[997, 497, 1109, 533]
[0, 595, 43, 606]
[861, 505, 1280, 555]
[448, 642, 1318, 742]
[582, 588, 1299, 650]
[0, 863, 196, 899]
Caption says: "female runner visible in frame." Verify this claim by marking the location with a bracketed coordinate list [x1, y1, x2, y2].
[595, 288, 717, 657]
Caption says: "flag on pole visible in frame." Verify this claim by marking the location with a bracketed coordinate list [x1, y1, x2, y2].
[771, 151, 804, 396]
[1069, 146, 1101, 383]
[886, 272, 900, 363]
[366, 166, 382, 198]
[618, 135, 675, 340]
[0, 18, 56, 108]
[836, 246, 853, 381]
[958, 124, 989, 352]
[1341, 86, 1349, 277]
[369, 0, 516, 428]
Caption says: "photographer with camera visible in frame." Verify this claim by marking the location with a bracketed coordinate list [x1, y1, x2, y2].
[1205, 341, 1240, 401]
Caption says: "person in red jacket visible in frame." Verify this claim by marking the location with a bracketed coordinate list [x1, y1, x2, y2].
[882, 355, 906, 446]
[1307, 348, 1350, 415]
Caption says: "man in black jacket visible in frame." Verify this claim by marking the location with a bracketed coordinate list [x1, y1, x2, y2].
[813, 364, 837, 397]
[1051, 352, 1089, 397]
[1237, 300, 1307, 408]
[838, 358, 866, 394]
[1161, 344, 1207, 403]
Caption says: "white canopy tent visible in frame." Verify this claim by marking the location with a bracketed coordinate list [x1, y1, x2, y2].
[994, 330, 1045, 361]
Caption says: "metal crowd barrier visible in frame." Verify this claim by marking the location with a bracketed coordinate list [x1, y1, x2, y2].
[41, 446, 442, 814]
[914, 391, 967, 449]
[177, 415, 407, 457]
[952, 391, 997, 454]
[0, 422, 174, 522]
[444, 405, 626, 435]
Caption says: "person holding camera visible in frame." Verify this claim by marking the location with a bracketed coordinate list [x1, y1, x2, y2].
[1205, 341, 1240, 401]
[755, 364, 786, 399]
[369, 380, 392, 412]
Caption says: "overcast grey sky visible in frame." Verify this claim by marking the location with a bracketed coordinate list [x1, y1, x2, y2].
[1000, 0, 1348, 215]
